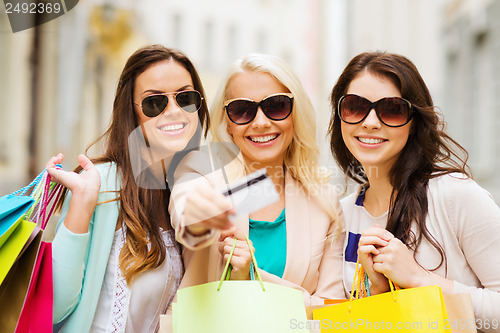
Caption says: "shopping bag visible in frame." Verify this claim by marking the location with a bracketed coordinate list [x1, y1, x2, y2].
[0, 170, 62, 332]
[15, 241, 53, 332]
[0, 171, 44, 261]
[15, 172, 60, 333]
[313, 261, 451, 332]
[0, 195, 34, 248]
[0, 227, 42, 332]
[172, 237, 308, 333]
[0, 170, 49, 285]
[0, 219, 37, 284]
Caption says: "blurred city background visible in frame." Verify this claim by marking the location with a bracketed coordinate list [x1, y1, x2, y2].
[1, 0, 499, 202]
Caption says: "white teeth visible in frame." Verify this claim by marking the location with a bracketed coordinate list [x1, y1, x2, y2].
[250, 134, 278, 143]
[358, 137, 384, 144]
[160, 123, 185, 132]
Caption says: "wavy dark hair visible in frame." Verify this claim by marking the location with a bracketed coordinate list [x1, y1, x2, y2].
[328, 52, 470, 271]
[58, 45, 209, 284]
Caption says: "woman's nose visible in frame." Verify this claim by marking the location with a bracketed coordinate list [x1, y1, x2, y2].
[251, 108, 271, 128]
[361, 109, 381, 129]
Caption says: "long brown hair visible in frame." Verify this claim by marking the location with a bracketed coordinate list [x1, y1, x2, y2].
[60, 45, 209, 284]
[329, 52, 470, 270]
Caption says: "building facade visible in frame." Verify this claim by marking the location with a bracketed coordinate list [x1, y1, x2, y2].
[442, 0, 500, 200]
[1, 0, 499, 202]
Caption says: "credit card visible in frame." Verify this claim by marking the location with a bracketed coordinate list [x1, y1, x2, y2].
[222, 169, 279, 221]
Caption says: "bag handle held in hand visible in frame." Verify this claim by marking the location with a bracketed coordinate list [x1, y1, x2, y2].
[217, 235, 265, 292]
[24, 169, 63, 230]
[37, 173, 63, 230]
[349, 258, 399, 312]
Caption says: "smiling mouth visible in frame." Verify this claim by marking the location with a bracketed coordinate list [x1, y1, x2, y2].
[357, 137, 386, 144]
[159, 123, 187, 133]
[247, 134, 279, 143]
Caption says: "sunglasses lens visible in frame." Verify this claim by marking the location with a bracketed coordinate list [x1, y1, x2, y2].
[226, 100, 257, 124]
[377, 98, 411, 126]
[142, 95, 169, 117]
[261, 95, 293, 120]
[176, 91, 202, 113]
[340, 95, 370, 123]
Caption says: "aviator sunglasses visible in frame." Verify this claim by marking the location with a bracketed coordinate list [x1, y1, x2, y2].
[135, 90, 203, 118]
[338, 94, 414, 127]
[224, 93, 294, 125]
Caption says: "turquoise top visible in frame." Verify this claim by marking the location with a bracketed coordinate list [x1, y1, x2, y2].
[249, 208, 287, 278]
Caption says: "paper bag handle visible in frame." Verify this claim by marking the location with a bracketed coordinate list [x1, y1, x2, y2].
[217, 235, 265, 291]
[24, 169, 63, 230]
[38, 173, 63, 230]
[349, 258, 399, 312]
[8, 169, 46, 198]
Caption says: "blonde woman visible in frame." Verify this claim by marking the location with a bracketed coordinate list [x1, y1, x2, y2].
[170, 53, 345, 306]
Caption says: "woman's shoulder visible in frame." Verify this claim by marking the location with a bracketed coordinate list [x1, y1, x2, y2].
[429, 172, 481, 196]
[94, 161, 116, 174]
[173, 143, 242, 182]
[340, 186, 362, 206]
[93, 161, 120, 192]
[428, 172, 495, 207]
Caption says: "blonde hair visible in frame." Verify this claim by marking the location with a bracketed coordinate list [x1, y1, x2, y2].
[210, 54, 338, 221]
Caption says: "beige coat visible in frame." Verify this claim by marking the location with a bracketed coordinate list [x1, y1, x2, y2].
[169, 150, 346, 307]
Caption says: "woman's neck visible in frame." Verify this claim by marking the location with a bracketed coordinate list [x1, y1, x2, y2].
[267, 165, 285, 193]
[246, 158, 284, 183]
[247, 163, 286, 221]
[363, 167, 394, 217]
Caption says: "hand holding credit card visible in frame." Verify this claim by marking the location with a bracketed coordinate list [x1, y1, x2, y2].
[222, 169, 279, 221]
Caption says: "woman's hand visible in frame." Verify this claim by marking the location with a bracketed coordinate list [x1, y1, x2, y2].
[357, 224, 393, 294]
[183, 182, 235, 236]
[218, 228, 254, 280]
[372, 237, 447, 290]
[46, 153, 100, 201]
[46, 153, 100, 233]
[360, 226, 454, 294]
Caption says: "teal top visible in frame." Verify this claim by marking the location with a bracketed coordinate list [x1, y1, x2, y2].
[249, 208, 287, 278]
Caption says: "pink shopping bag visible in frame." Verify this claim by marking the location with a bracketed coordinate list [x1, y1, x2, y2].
[15, 241, 53, 333]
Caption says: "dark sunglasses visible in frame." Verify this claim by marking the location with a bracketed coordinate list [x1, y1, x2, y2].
[224, 93, 294, 125]
[338, 94, 414, 127]
[135, 90, 203, 118]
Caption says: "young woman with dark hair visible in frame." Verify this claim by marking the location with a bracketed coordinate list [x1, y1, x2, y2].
[329, 51, 500, 329]
[46, 44, 210, 332]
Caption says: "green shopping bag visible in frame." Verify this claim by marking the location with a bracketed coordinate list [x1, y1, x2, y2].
[172, 237, 308, 333]
[0, 219, 37, 284]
